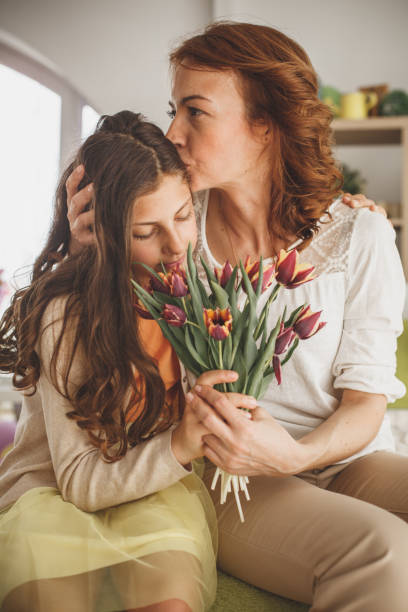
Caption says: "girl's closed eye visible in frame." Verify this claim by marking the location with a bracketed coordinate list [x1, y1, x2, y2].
[176, 210, 193, 222]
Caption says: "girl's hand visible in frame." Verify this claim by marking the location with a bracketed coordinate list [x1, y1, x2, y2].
[66, 164, 96, 253]
[342, 193, 388, 218]
[171, 370, 256, 467]
[189, 384, 305, 477]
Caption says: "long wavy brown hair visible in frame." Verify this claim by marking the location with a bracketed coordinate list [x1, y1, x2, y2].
[0, 111, 188, 461]
[170, 21, 343, 248]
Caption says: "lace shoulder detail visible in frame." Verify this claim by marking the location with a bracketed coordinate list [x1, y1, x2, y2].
[193, 191, 212, 288]
[300, 199, 359, 276]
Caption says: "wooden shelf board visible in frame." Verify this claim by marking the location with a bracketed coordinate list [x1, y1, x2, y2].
[333, 116, 408, 146]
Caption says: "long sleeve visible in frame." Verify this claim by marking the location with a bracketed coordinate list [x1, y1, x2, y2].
[332, 210, 406, 403]
[37, 298, 191, 512]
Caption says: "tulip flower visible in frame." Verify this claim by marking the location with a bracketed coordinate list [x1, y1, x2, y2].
[293, 306, 326, 339]
[275, 249, 316, 289]
[162, 304, 187, 327]
[214, 260, 234, 288]
[133, 298, 154, 319]
[274, 321, 297, 355]
[273, 355, 282, 385]
[203, 307, 232, 341]
[243, 256, 276, 293]
[150, 266, 188, 297]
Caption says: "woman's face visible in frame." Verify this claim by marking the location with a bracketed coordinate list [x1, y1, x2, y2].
[166, 64, 270, 192]
[131, 173, 197, 285]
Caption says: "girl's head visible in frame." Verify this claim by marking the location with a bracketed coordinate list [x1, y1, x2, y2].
[66, 111, 195, 285]
[168, 21, 342, 245]
[1, 111, 193, 460]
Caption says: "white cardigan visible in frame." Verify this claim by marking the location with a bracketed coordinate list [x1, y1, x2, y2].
[194, 192, 406, 463]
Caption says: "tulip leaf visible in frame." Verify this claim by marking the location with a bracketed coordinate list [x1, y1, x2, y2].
[255, 257, 264, 298]
[185, 326, 210, 369]
[224, 266, 239, 298]
[239, 260, 257, 306]
[187, 322, 208, 359]
[230, 350, 247, 393]
[136, 262, 167, 287]
[285, 304, 305, 328]
[258, 371, 276, 399]
[131, 281, 162, 312]
[210, 281, 230, 309]
[200, 256, 217, 288]
[223, 332, 233, 369]
[196, 277, 212, 308]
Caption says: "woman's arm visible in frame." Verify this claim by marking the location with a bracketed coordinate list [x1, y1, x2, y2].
[187, 385, 386, 476]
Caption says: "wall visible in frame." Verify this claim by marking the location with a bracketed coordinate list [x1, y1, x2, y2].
[1, 0, 408, 202]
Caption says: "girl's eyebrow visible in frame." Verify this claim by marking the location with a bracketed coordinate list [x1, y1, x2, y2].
[132, 198, 192, 226]
[169, 95, 211, 108]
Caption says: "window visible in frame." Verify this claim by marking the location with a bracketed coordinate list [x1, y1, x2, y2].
[0, 42, 99, 316]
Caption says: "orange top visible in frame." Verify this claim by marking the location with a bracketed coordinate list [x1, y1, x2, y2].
[126, 318, 181, 424]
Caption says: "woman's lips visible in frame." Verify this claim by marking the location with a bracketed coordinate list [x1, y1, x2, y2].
[163, 256, 185, 270]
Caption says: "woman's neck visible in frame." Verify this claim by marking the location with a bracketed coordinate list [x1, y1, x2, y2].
[206, 180, 294, 265]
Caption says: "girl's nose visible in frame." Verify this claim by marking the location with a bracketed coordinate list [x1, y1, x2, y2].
[164, 230, 184, 257]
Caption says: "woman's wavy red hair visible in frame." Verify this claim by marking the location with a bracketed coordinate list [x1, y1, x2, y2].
[170, 21, 343, 247]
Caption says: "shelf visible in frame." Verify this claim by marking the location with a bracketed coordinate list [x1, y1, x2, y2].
[333, 116, 408, 145]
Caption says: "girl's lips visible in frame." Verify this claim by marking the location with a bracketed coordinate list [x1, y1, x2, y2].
[163, 256, 185, 270]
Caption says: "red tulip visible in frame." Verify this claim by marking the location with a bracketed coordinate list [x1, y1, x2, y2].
[274, 321, 296, 355]
[203, 307, 232, 341]
[293, 306, 326, 339]
[243, 256, 275, 293]
[162, 304, 187, 327]
[273, 355, 282, 385]
[133, 298, 154, 319]
[275, 249, 316, 289]
[214, 260, 234, 288]
[150, 266, 188, 297]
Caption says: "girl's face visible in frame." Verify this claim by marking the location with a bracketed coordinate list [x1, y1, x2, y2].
[131, 173, 196, 285]
[166, 64, 270, 192]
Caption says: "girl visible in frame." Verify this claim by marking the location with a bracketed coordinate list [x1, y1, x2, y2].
[0, 110, 253, 612]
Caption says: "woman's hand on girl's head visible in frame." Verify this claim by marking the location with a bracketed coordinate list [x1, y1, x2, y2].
[188, 384, 305, 477]
[66, 164, 96, 253]
[342, 193, 388, 218]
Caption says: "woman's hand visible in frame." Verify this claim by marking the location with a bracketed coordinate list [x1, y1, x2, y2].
[188, 383, 304, 477]
[66, 164, 96, 253]
[342, 193, 388, 218]
[171, 370, 256, 467]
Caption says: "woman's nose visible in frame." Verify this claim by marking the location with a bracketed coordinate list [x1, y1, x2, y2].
[164, 230, 184, 256]
[166, 115, 185, 148]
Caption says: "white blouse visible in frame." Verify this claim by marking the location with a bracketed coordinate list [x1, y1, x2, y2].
[193, 191, 406, 463]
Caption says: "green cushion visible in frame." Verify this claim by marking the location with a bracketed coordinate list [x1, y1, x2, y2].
[212, 571, 309, 611]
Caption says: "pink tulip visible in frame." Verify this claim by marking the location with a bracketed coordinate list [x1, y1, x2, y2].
[150, 266, 188, 297]
[274, 322, 296, 355]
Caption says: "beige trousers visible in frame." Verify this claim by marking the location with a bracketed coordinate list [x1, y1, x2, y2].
[203, 451, 408, 612]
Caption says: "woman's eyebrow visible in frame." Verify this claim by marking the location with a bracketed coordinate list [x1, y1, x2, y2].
[169, 95, 211, 108]
[132, 198, 192, 226]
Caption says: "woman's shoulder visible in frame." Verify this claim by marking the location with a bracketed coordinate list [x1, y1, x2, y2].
[303, 198, 395, 275]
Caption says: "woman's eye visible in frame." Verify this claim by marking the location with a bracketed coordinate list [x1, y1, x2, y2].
[188, 106, 203, 117]
[167, 109, 176, 119]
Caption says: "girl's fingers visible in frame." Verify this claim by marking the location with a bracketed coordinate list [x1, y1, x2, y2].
[195, 370, 238, 387]
[192, 385, 252, 427]
[224, 392, 257, 411]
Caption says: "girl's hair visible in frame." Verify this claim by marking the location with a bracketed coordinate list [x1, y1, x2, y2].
[0, 111, 188, 461]
[170, 21, 343, 247]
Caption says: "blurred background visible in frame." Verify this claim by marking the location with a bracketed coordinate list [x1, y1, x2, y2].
[0, 1, 407, 439]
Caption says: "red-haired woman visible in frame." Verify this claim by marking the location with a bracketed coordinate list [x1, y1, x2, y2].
[67, 23, 407, 612]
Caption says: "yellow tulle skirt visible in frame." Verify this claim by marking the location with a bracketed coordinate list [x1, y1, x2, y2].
[0, 470, 217, 612]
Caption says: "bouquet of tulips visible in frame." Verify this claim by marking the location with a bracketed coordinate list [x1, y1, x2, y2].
[131, 244, 325, 521]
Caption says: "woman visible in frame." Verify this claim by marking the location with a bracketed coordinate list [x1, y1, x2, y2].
[0, 111, 258, 612]
[67, 23, 407, 611]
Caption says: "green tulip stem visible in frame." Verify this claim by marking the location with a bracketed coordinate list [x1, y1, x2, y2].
[181, 297, 187, 313]
[218, 341, 227, 392]
[186, 321, 202, 331]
